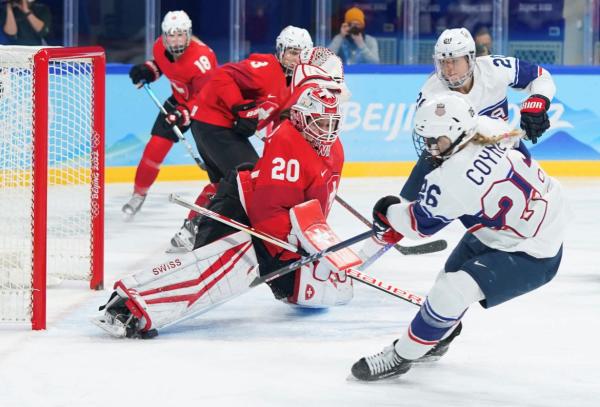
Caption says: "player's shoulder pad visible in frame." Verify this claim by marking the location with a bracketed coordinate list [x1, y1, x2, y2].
[152, 37, 165, 56]
[247, 53, 278, 64]
[419, 73, 447, 95]
[476, 115, 512, 136]
[476, 54, 516, 69]
[265, 121, 303, 153]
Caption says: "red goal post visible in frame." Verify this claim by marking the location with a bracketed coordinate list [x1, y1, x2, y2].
[0, 46, 105, 330]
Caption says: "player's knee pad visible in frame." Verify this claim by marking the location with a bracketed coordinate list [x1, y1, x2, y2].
[426, 270, 485, 318]
[286, 262, 353, 308]
[111, 231, 259, 332]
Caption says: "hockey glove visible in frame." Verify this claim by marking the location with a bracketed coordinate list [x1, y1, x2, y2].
[372, 196, 403, 244]
[129, 60, 161, 86]
[232, 101, 260, 137]
[165, 104, 191, 128]
[520, 94, 550, 144]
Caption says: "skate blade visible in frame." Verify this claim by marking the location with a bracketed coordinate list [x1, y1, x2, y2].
[91, 316, 127, 338]
[413, 355, 443, 363]
[122, 210, 135, 222]
[165, 245, 189, 254]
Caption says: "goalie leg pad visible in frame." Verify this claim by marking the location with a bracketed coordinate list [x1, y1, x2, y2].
[287, 263, 353, 308]
[95, 231, 259, 335]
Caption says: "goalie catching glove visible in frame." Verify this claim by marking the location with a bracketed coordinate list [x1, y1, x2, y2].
[372, 196, 404, 244]
[520, 94, 550, 144]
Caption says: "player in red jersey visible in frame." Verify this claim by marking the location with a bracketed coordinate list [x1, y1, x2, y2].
[170, 25, 313, 250]
[93, 86, 355, 338]
[190, 85, 348, 304]
[122, 10, 217, 220]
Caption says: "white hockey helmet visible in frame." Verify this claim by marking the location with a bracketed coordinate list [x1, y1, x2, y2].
[299, 47, 344, 83]
[412, 93, 477, 162]
[290, 86, 342, 157]
[276, 25, 313, 76]
[161, 11, 192, 57]
[433, 28, 476, 89]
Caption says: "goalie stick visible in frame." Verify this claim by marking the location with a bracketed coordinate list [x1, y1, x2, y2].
[142, 83, 207, 171]
[169, 194, 424, 301]
[334, 195, 447, 256]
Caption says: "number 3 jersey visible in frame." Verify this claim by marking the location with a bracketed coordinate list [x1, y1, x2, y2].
[195, 53, 290, 129]
[387, 116, 567, 259]
[418, 55, 555, 120]
[237, 120, 344, 261]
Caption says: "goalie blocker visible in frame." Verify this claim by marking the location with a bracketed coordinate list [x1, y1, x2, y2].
[93, 199, 361, 338]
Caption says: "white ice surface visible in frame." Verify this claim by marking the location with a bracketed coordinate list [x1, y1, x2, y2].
[1, 178, 599, 407]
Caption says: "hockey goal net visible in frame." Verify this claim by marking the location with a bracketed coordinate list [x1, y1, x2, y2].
[0, 46, 105, 330]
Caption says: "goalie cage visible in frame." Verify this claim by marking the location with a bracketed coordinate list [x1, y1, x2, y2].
[0, 46, 105, 330]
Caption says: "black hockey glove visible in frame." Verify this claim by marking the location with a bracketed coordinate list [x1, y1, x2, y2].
[165, 104, 191, 128]
[129, 60, 161, 86]
[232, 101, 260, 137]
[520, 94, 550, 144]
[372, 196, 403, 244]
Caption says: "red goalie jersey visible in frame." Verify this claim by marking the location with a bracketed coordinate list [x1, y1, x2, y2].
[153, 37, 218, 120]
[238, 119, 344, 261]
[194, 53, 290, 128]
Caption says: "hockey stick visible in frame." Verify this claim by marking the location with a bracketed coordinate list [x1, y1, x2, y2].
[334, 195, 447, 255]
[250, 230, 372, 287]
[169, 194, 422, 300]
[346, 269, 423, 307]
[169, 193, 298, 251]
[142, 83, 207, 171]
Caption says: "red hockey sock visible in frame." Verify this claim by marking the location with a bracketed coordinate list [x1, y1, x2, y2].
[133, 135, 173, 195]
[187, 182, 219, 219]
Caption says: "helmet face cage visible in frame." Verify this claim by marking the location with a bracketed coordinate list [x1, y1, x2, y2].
[162, 11, 192, 57]
[412, 130, 465, 166]
[276, 26, 313, 76]
[290, 88, 341, 157]
[433, 28, 476, 89]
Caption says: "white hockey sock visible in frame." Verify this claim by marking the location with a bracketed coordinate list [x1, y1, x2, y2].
[394, 270, 484, 360]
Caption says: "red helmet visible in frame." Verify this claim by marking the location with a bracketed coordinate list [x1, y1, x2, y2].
[290, 86, 341, 157]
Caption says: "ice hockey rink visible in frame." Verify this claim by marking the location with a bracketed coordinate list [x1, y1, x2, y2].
[1, 177, 599, 407]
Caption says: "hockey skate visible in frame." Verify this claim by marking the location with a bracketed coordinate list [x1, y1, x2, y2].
[91, 292, 157, 339]
[416, 321, 463, 363]
[168, 217, 198, 253]
[122, 193, 146, 221]
[351, 340, 413, 381]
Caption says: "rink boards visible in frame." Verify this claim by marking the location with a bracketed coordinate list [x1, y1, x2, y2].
[102, 64, 600, 179]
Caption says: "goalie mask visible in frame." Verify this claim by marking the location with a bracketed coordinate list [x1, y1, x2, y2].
[433, 28, 476, 89]
[290, 87, 341, 157]
[161, 10, 192, 57]
[276, 25, 313, 77]
[412, 93, 477, 163]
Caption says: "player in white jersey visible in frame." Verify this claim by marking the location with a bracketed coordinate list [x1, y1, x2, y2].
[350, 93, 566, 381]
[401, 27, 556, 202]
